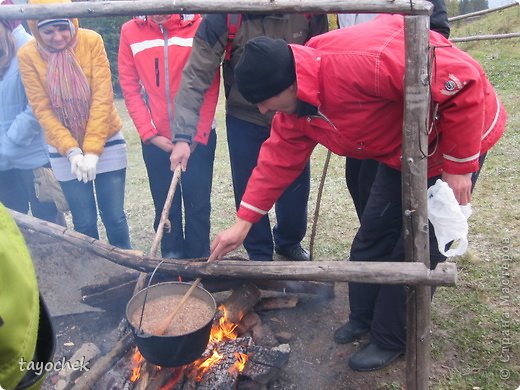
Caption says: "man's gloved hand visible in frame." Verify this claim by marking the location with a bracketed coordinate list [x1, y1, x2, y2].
[67, 147, 84, 182]
[82, 154, 99, 183]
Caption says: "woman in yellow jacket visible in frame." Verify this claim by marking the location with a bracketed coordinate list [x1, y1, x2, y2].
[18, 0, 131, 248]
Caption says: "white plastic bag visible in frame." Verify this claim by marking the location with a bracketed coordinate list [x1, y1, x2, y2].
[427, 179, 472, 257]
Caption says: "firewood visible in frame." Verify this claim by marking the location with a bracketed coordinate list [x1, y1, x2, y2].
[219, 283, 261, 324]
[80, 273, 138, 309]
[236, 312, 261, 335]
[256, 296, 298, 311]
[242, 345, 290, 385]
[251, 323, 278, 348]
[255, 280, 335, 298]
[190, 338, 250, 390]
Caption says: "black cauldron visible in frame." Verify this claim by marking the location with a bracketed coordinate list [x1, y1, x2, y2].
[126, 281, 216, 367]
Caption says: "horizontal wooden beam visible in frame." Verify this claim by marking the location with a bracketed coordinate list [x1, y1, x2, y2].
[450, 32, 520, 43]
[448, 2, 519, 22]
[12, 209, 456, 286]
[0, 0, 433, 20]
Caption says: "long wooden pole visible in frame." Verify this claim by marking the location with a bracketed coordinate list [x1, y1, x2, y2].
[451, 32, 520, 43]
[403, 15, 431, 390]
[0, 0, 433, 20]
[12, 207, 456, 286]
[448, 1, 519, 22]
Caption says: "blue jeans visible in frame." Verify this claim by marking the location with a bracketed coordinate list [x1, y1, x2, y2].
[226, 115, 310, 260]
[60, 169, 131, 249]
[0, 167, 59, 223]
[141, 130, 216, 259]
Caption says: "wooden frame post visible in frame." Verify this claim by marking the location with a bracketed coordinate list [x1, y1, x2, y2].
[403, 15, 432, 390]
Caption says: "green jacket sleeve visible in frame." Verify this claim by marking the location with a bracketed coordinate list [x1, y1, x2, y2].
[0, 205, 40, 390]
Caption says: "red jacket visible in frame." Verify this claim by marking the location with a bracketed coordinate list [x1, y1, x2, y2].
[118, 14, 219, 144]
[237, 15, 506, 223]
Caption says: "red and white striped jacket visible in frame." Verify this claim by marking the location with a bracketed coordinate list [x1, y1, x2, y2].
[118, 14, 219, 144]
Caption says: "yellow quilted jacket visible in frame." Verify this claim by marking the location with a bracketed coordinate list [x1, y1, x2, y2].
[17, 0, 122, 156]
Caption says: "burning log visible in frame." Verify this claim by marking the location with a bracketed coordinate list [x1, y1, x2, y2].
[189, 338, 250, 390]
[236, 312, 261, 335]
[219, 283, 261, 324]
[241, 344, 291, 385]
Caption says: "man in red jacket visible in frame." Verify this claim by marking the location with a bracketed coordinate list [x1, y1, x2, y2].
[208, 15, 507, 371]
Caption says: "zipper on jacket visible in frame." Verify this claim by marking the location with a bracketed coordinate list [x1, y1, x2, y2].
[309, 108, 338, 131]
[160, 24, 176, 138]
[155, 57, 160, 87]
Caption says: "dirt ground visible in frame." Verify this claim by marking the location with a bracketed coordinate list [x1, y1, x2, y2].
[39, 274, 417, 390]
[24, 226, 427, 390]
[44, 280, 411, 390]
[263, 282, 407, 390]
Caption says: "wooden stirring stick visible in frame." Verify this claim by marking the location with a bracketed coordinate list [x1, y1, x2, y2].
[133, 165, 182, 293]
[153, 162, 218, 336]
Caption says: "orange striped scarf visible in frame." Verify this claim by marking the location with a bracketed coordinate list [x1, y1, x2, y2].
[38, 35, 91, 147]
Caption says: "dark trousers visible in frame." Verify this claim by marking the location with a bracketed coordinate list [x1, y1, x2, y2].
[0, 167, 59, 223]
[346, 158, 379, 220]
[226, 115, 310, 260]
[348, 158, 485, 351]
[141, 129, 216, 258]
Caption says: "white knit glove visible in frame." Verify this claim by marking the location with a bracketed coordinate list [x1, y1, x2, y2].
[67, 148, 84, 182]
[82, 154, 99, 183]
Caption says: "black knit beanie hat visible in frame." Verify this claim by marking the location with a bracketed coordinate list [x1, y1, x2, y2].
[235, 36, 296, 104]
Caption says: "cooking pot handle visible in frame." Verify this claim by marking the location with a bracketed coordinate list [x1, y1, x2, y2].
[134, 259, 167, 333]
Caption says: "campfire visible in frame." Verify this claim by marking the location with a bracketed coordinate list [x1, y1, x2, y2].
[94, 283, 296, 390]
[128, 304, 252, 389]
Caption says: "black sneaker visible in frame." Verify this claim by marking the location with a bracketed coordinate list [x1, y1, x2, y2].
[333, 321, 370, 344]
[274, 244, 310, 261]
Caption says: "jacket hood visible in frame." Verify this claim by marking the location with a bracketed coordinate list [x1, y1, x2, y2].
[289, 44, 321, 108]
[26, 0, 79, 48]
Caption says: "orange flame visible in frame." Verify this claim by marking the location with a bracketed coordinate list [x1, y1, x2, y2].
[129, 348, 144, 382]
[230, 352, 248, 375]
[159, 367, 184, 390]
[196, 349, 224, 381]
[130, 305, 246, 385]
[209, 305, 238, 343]
[191, 305, 243, 380]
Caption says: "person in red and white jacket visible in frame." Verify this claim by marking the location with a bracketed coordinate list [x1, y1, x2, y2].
[209, 15, 507, 371]
[118, 14, 219, 259]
